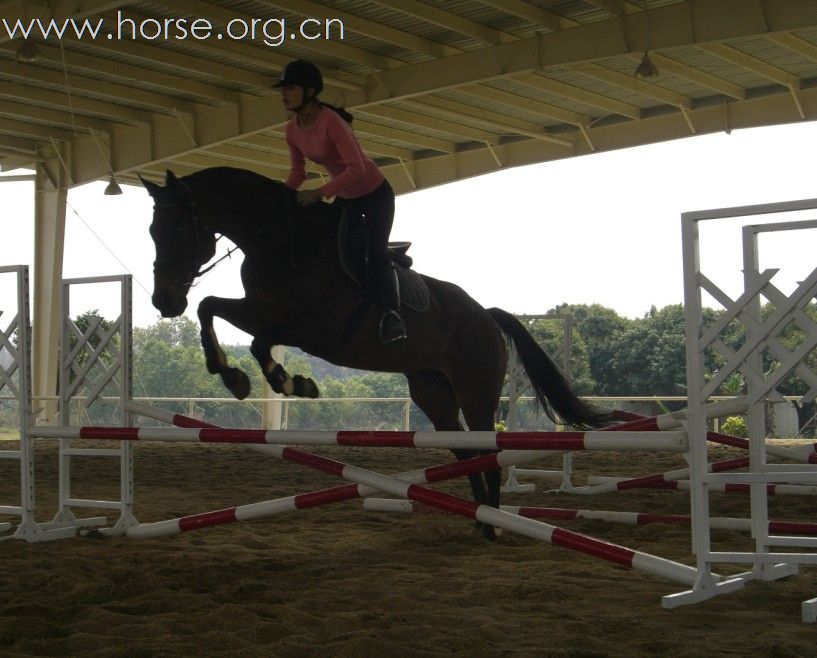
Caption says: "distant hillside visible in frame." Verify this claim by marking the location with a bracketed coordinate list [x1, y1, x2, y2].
[289, 347, 371, 381]
[226, 344, 370, 382]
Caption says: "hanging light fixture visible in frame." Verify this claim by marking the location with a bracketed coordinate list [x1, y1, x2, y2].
[635, 52, 659, 78]
[15, 40, 40, 63]
[104, 175, 123, 195]
[633, 0, 659, 78]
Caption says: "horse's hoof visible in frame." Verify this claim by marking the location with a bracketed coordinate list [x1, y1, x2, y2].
[293, 375, 320, 399]
[221, 368, 251, 400]
[476, 521, 500, 542]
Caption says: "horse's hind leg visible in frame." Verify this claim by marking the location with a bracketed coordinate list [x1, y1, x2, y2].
[406, 370, 491, 528]
[449, 334, 508, 537]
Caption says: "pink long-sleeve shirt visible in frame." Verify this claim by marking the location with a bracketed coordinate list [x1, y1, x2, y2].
[284, 107, 384, 200]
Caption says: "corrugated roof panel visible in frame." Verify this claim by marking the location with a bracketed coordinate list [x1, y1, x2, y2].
[434, 88, 566, 130]
[318, 0, 485, 52]
[659, 46, 777, 91]
[356, 108, 477, 145]
[488, 78, 605, 120]
[548, 67, 653, 108]
[389, 99, 506, 138]
[54, 38, 255, 98]
[728, 36, 817, 79]
[589, 55, 725, 101]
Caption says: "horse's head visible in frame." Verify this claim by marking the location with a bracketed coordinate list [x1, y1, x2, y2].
[141, 170, 217, 317]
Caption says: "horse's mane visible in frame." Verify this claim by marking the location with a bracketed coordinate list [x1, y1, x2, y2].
[179, 167, 339, 224]
[176, 167, 340, 262]
[181, 166, 294, 203]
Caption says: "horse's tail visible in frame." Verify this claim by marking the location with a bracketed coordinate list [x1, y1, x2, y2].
[487, 307, 613, 429]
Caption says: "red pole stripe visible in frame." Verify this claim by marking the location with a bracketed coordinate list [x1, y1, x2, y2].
[551, 528, 636, 567]
[711, 456, 750, 472]
[517, 507, 579, 521]
[769, 520, 817, 535]
[281, 447, 346, 477]
[635, 513, 690, 525]
[606, 417, 660, 432]
[616, 473, 672, 490]
[294, 484, 360, 509]
[424, 453, 502, 483]
[197, 428, 268, 443]
[407, 485, 478, 518]
[336, 431, 416, 447]
[707, 431, 749, 450]
[172, 413, 219, 429]
[724, 483, 776, 494]
[611, 410, 644, 421]
[79, 427, 140, 440]
[178, 507, 238, 532]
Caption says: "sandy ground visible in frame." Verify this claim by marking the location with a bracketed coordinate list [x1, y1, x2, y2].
[2, 439, 817, 657]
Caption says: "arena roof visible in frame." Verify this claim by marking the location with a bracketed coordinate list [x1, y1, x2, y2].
[3, 0, 817, 194]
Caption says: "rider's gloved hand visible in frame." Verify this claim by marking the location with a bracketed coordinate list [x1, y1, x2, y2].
[297, 189, 323, 206]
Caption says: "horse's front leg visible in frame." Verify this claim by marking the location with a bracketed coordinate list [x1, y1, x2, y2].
[249, 330, 319, 399]
[197, 295, 319, 400]
[197, 296, 265, 400]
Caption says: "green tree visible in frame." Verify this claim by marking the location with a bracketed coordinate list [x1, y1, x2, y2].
[605, 305, 687, 396]
[549, 303, 632, 396]
[133, 316, 201, 351]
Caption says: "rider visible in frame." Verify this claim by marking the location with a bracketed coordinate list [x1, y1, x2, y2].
[274, 59, 407, 347]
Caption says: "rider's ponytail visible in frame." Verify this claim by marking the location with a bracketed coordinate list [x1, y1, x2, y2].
[318, 101, 353, 124]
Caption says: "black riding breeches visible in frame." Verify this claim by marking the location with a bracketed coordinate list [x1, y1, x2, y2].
[344, 178, 395, 286]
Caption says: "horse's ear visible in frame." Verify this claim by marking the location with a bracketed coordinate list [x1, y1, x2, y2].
[139, 175, 163, 199]
[165, 170, 179, 186]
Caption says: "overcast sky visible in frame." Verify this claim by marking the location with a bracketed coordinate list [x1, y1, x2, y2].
[2, 120, 817, 345]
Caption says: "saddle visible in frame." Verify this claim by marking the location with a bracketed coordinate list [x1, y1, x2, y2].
[337, 208, 430, 313]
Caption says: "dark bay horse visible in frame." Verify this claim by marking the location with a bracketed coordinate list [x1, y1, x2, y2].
[142, 167, 611, 539]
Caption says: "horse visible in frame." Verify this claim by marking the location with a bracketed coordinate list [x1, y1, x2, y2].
[141, 166, 612, 539]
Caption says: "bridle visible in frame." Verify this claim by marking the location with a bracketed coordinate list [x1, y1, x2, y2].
[151, 182, 236, 289]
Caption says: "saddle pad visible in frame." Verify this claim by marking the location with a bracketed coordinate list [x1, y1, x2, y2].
[396, 266, 430, 313]
[338, 210, 429, 313]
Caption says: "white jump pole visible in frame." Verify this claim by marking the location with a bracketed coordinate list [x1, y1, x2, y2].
[30, 425, 688, 452]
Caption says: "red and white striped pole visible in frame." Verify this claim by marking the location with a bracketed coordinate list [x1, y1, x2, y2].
[30, 424, 687, 452]
[123, 403, 703, 586]
[571, 456, 751, 495]
[610, 404, 816, 463]
[586, 476, 817, 496]
[127, 448, 565, 539]
[126, 402, 569, 538]
[364, 499, 817, 536]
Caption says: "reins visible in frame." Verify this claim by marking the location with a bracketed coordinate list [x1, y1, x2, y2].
[158, 178, 302, 286]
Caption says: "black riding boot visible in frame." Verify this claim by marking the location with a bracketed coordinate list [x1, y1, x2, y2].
[378, 268, 407, 346]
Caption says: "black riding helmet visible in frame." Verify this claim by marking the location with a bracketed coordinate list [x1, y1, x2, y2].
[273, 59, 324, 96]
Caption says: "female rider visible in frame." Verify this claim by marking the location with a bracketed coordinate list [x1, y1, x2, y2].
[274, 59, 407, 346]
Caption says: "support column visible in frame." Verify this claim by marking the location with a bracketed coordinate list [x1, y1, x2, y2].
[261, 344, 284, 430]
[32, 163, 67, 423]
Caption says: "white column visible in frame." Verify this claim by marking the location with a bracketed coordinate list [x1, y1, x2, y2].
[261, 344, 285, 429]
[32, 163, 67, 423]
